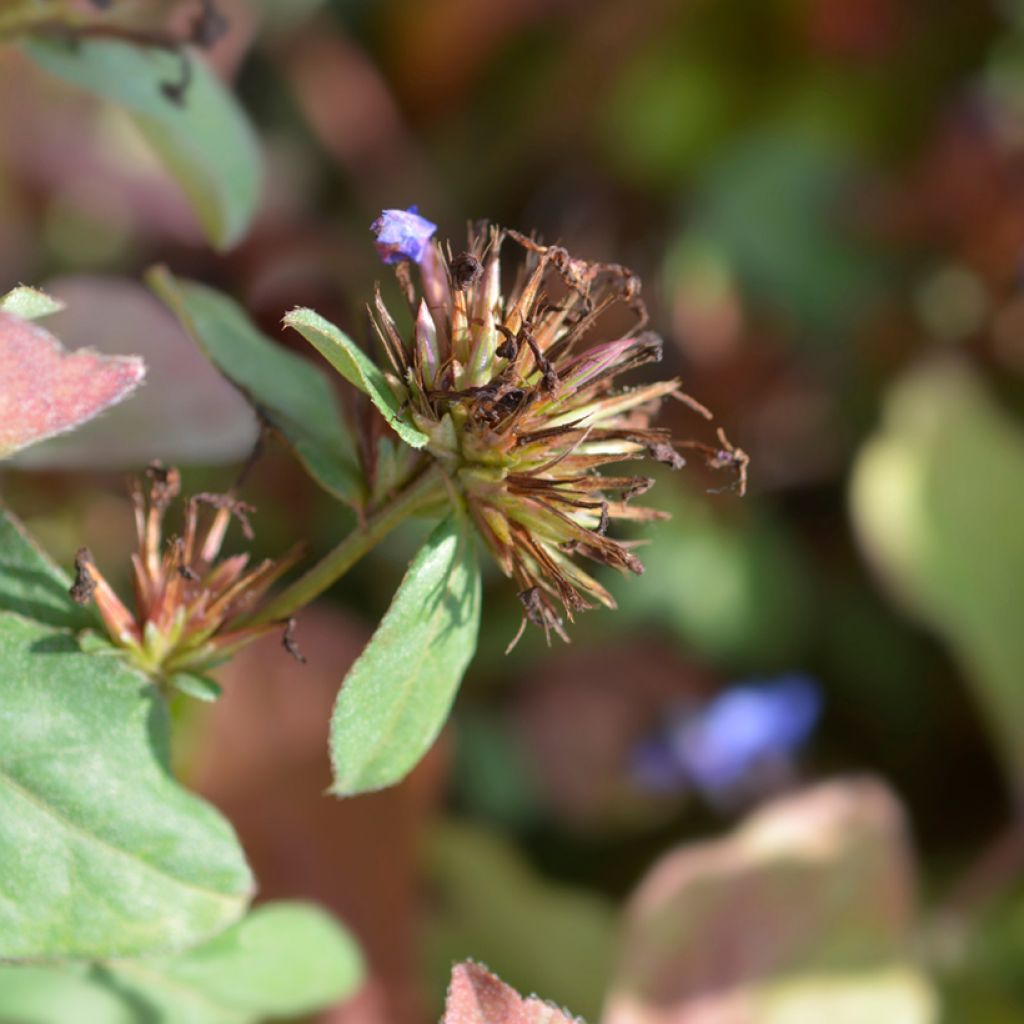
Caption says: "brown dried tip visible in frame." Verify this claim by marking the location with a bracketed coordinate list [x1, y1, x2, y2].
[146, 461, 181, 509]
[282, 618, 307, 664]
[515, 586, 569, 648]
[451, 251, 484, 289]
[192, 492, 256, 540]
[646, 440, 686, 470]
[702, 428, 749, 497]
[674, 427, 749, 496]
[69, 547, 97, 605]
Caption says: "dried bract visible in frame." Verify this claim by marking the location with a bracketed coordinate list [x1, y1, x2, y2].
[70, 463, 300, 679]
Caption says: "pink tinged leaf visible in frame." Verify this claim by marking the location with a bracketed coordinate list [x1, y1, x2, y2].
[17, 277, 259, 468]
[0, 309, 145, 460]
[604, 778, 923, 1024]
[443, 962, 581, 1024]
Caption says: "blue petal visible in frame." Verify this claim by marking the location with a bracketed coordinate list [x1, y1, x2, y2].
[370, 207, 438, 265]
[675, 675, 822, 794]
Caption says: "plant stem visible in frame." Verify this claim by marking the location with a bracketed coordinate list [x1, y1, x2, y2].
[246, 465, 448, 627]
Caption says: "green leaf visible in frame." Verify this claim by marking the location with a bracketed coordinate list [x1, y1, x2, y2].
[23, 38, 261, 250]
[0, 903, 362, 1024]
[0, 965, 134, 1024]
[148, 267, 364, 507]
[93, 901, 363, 1023]
[284, 306, 430, 449]
[330, 514, 481, 795]
[850, 361, 1024, 789]
[0, 612, 253, 960]
[0, 504, 96, 630]
[172, 673, 223, 702]
[0, 285, 64, 320]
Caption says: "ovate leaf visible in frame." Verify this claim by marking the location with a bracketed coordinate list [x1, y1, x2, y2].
[0, 309, 145, 460]
[0, 284, 64, 320]
[0, 504, 96, 630]
[24, 38, 261, 250]
[148, 267, 364, 507]
[285, 306, 430, 449]
[93, 901, 363, 1023]
[850, 361, 1024, 788]
[0, 613, 253, 959]
[330, 514, 481, 795]
[15, 277, 258, 469]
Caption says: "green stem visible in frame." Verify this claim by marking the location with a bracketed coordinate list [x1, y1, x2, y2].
[246, 465, 448, 627]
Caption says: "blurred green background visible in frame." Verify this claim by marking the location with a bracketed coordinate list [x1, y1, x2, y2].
[4, 1, 1024, 1021]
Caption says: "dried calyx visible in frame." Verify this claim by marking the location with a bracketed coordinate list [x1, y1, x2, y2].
[70, 463, 301, 679]
[369, 210, 747, 647]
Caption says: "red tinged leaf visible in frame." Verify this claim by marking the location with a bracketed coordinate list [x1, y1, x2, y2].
[443, 962, 581, 1024]
[604, 778, 932, 1024]
[0, 309, 145, 459]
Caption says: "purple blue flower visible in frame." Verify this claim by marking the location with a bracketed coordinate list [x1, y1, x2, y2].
[370, 206, 438, 264]
[631, 674, 822, 802]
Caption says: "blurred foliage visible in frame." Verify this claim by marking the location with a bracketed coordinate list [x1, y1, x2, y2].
[851, 361, 1024, 791]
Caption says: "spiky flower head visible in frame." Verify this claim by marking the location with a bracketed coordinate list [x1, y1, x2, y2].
[70, 463, 301, 679]
[369, 210, 747, 647]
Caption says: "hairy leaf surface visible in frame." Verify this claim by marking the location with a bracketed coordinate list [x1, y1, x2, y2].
[0, 613, 252, 959]
[0, 310, 145, 460]
[331, 515, 480, 795]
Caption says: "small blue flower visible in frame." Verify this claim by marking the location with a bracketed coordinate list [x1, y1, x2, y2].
[630, 674, 822, 801]
[677, 675, 821, 793]
[371, 206, 438, 265]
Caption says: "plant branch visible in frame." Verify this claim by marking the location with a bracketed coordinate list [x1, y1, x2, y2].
[245, 464, 448, 627]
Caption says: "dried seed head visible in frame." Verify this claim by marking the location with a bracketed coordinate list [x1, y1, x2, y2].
[366, 211, 746, 645]
[70, 468, 300, 681]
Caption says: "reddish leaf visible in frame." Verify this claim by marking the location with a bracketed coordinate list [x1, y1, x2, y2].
[0, 309, 144, 459]
[443, 962, 581, 1024]
[605, 778, 927, 1024]
[17, 276, 258, 468]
